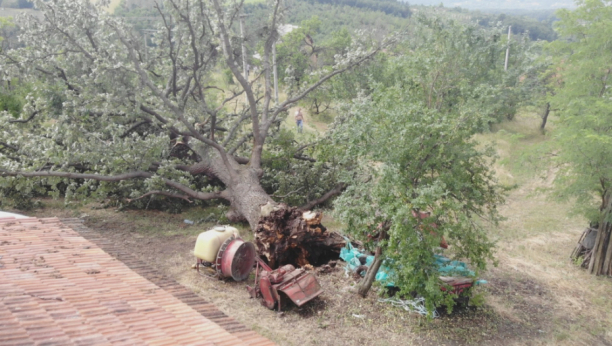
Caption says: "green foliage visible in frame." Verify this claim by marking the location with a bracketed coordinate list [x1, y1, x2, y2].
[0, 91, 23, 118]
[474, 11, 558, 41]
[246, 0, 407, 40]
[223, 68, 235, 85]
[260, 128, 342, 207]
[331, 83, 503, 313]
[276, 16, 322, 86]
[376, 17, 535, 126]
[306, 0, 411, 18]
[546, 0, 612, 220]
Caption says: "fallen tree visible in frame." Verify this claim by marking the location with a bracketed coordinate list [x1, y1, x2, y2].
[0, 0, 385, 230]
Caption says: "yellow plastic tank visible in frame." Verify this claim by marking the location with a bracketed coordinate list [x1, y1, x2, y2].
[193, 226, 239, 262]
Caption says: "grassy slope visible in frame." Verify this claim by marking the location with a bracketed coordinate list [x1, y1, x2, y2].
[476, 111, 612, 344]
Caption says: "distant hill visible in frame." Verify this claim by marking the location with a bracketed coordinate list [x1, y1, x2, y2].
[404, 0, 574, 10]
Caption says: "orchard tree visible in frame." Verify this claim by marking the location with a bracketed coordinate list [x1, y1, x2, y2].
[548, 0, 612, 275]
[0, 0, 385, 227]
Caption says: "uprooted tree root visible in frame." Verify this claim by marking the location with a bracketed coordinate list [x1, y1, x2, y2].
[254, 205, 346, 269]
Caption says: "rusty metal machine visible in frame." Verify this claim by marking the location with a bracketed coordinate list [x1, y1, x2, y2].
[194, 227, 323, 310]
[194, 227, 256, 281]
[246, 256, 323, 311]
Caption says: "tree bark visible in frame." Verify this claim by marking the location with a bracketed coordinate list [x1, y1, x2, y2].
[540, 102, 550, 133]
[299, 183, 346, 211]
[357, 228, 387, 297]
[227, 168, 275, 229]
[589, 190, 612, 275]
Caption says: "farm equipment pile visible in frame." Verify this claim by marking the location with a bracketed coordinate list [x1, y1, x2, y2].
[246, 257, 323, 311]
[193, 224, 324, 311]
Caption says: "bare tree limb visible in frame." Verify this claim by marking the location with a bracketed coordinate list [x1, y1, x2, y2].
[162, 178, 230, 201]
[296, 141, 319, 152]
[0, 169, 153, 181]
[0, 168, 230, 202]
[223, 111, 251, 146]
[229, 133, 253, 155]
[293, 155, 316, 163]
[272, 187, 304, 198]
[210, 0, 264, 169]
[9, 111, 38, 124]
[120, 120, 151, 138]
[299, 183, 346, 210]
[127, 190, 193, 203]
[0, 141, 19, 151]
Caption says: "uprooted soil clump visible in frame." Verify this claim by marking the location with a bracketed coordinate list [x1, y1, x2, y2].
[254, 205, 346, 268]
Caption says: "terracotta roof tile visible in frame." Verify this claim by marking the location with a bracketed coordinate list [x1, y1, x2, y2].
[0, 217, 275, 346]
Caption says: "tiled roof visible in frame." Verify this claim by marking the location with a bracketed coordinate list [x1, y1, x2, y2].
[0, 217, 275, 346]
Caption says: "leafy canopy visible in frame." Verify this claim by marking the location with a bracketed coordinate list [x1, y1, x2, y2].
[331, 81, 504, 312]
[547, 0, 612, 220]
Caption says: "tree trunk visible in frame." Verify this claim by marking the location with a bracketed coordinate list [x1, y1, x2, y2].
[226, 168, 274, 229]
[540, 102, 550, 134]
[589, 190, 612, 275]
[194, 148, 274, 229]
[357, 229, 387, 297]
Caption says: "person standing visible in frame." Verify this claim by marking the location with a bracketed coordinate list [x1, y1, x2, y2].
[295, 108, 304, 133]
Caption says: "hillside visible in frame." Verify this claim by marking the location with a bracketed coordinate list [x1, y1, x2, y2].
[405, 0, 575, 10]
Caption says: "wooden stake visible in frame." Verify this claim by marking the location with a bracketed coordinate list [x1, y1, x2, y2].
[504, 26, 511, 71]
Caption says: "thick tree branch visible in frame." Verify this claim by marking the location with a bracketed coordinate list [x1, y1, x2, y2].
[260, 0, 282, 126]
[162, 178, 230, 201]
[120, 120, 151, 138]
[299, 183, 346, 210]
[0, 141, 19, 151]
[9, 111, 38, 123]
[127, 190, 193, 203]
[0, 168, 230, 202]
[293, 155, 316, 163]
[229, 133, 253, 155]
[210, 0, 263, 169]
[223, 111, 251, 146]
[0, 169, 152, 181]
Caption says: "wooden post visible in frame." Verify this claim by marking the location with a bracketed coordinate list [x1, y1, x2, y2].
[273, 42, 278, 105]
[143, 32, 147, 61]
[504, 26, 511, 71]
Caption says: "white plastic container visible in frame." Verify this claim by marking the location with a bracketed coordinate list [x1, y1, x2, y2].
[193, 226, 239, 262]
